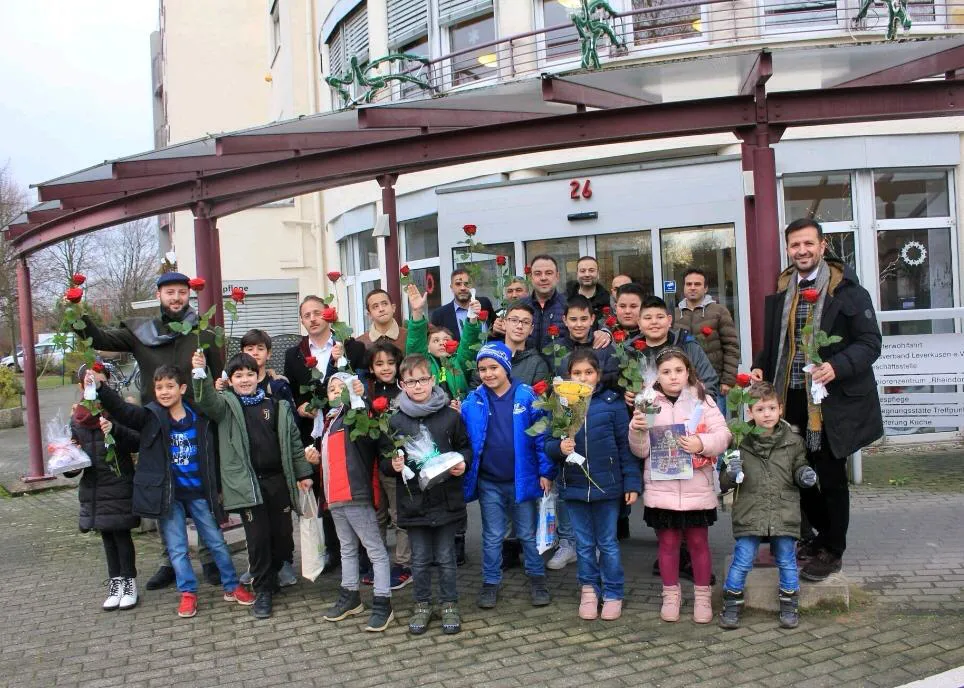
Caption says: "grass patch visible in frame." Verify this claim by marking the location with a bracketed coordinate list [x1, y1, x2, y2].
[861, 451, 964, 493]
[14, 374, 70, 390]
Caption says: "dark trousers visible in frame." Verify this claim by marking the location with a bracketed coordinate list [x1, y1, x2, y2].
[102, 529, 136, 579]
[241, 474, 294, 592]
[408, 522, 459, 604]
[785, 388, 850, 557]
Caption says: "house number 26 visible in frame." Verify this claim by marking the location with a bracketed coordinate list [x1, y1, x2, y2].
[569, 179, 593, 199]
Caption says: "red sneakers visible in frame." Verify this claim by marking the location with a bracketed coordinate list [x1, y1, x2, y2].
[177, 592, 198, 618]
[225, 586, 256, 606]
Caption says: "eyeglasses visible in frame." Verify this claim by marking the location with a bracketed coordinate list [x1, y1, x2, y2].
[399, 377, 434, 389]
[505, 317, 533, 327]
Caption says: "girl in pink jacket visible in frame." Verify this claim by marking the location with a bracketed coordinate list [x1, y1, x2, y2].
[628, 348, 730, 624]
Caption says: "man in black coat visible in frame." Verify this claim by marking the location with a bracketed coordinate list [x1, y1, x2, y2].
[431, 268, 496, 342]
[752, 218, 883, 581]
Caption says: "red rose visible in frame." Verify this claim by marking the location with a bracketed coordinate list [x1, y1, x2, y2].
[92, 361, 105, 373]
[400, 264, 411, 276]
[463, 224, 477, 237]
[477, 309, 489, 322]
[443, 340, 459, 355]
[735, 372, 752, 387]
[524, 265, 532, 275]
[532, 380, 549, 396]
[547, 325, 560, 337]
[701, 325, 713, 336]
[65, 287, 84, 303]
[633, 339, 647, 351]
[304, 355, 318, 368]
[495, 255, 507, 266]
[188, 277, 206, 292]
[801, 288, 820, 304]
[231, 287, 246, 303]
[71, 273, 86, 286]
[612, 329, 627, 343]
[601, 306, 611, 315]
[605, 315, 617, 329]
[321, 307, 337, 323]
[372, 396, 389, 413]
[327, 271, 342, 282]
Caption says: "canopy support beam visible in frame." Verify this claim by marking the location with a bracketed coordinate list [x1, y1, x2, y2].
[377, 174, 401, 310]
[17, 258, 50, 483]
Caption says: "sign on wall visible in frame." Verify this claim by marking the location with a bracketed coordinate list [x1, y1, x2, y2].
[880, 393, 964, 430]
[873, 334, 964, 386]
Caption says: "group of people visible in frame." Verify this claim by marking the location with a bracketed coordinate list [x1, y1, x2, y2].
[65, 218, 882, 634]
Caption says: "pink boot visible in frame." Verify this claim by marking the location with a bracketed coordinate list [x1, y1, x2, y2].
[600, 599, 622, 620]
[693, 585, 713, 624]
[579, 585, 598, 620]
[661, 584, 681, 622]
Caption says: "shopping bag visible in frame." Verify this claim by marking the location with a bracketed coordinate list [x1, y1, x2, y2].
[299, 491, 326, 582]
[536, 491, 558, 555]
[45, 411, 92, 474]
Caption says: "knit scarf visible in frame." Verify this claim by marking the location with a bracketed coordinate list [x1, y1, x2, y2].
[774, 260, 831, 452]
[397, 385, 449, 418]
[236, 387, 266, 407]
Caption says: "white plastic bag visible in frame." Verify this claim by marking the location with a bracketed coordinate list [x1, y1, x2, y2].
[299, 490, 326, 582]
[536, 491, 558, 554]
[417, 452, 465, 491]
[45, 411, 92, 474]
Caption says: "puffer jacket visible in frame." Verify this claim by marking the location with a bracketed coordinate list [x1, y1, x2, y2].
[320, 406, 393, 509]
[674, 297, 740, 387]
[383, 406, 471, 528]
[556, 338, 620, 391]
[470, 346, 549, 388]
[461, 381, 556, 504]
[720, 420, 808, 538]
[406, 316, 480, 400]
[69, 417, 140, 532]
[547, 388, 641, 502]
[628, 387, 730, 512]
[627, 329, 721, 400]
[524, 290, 568, 352]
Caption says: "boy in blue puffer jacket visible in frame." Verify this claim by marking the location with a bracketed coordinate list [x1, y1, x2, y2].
[547, 350, 641, 621]
[461, 341, 555, 611]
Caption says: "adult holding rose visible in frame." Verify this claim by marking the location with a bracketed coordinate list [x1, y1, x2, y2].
[751, 218, 882, 582]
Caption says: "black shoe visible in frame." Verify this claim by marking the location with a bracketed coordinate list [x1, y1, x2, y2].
[778, 589, 800, 629]
[530, 575, 551, 607]
[501, 539, 522, 570]
[202, 562, 221, 587]
[455, 534, 466, 567]
[616, 516, 630, 541]
[323, 587, 364, 622]
[365, 595, 394, 632]
[145, 565, 175, 591]
[718, 589, 744, 630]
[800, 550, 842, 582]
[252, 591, 273, 619]
[477, 583, 499, 609]
[797, 538, 820, 564]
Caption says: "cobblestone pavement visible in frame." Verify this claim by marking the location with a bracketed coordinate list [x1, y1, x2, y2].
[1, 483, 963, 688]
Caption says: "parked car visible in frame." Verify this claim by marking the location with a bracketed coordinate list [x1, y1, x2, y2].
[1, 343, 65, 370]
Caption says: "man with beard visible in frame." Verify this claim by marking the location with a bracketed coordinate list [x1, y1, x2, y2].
[77, 271, 224, 590]
[565, 256, 610, 319]
[431, 269, 496, 342]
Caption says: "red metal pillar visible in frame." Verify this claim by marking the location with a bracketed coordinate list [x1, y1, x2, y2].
[192, 205, 216, 318]
[17, 258, 50, 482]
[377, 174, 401, 308]
[207, 217, 224, 329]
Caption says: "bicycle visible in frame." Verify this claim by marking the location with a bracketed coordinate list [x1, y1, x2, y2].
[101, 360, 141, 394]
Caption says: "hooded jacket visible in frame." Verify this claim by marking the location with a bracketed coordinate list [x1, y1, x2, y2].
[69, 414, 140, 532]
[320, 406, 392, 509]
[674, 296, 740, 387]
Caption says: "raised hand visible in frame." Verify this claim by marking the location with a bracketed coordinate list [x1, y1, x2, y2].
[406, 283, 425, 315]
[467, 299, 482, 321]
[191, 350, 206, 369]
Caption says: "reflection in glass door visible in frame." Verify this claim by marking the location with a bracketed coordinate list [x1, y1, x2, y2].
[659, 225, 739, 321]
[594, 231, 654, 294]
[525, 237, 581, 294]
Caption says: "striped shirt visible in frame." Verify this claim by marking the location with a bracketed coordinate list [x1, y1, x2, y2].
[169, 405, 203, 499]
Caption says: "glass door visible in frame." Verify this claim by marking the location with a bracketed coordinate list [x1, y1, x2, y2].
[658, 224, 738, 320]
[593, 230, 655, 295]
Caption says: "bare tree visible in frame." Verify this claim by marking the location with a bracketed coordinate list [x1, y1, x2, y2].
[0, 164, 28, 360]
[92, 219, 159, 321]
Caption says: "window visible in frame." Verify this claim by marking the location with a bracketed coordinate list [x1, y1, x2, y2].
[338, 230, 382, 330]
[403, 215, 439, 261]
[595, 230, 654, 295]
[452, 240, 515, 308]
[877, 227, 954, 313]
[763, 0, 838, 27]
[401, 215, 441, 321]
[525, 238, 581, 294]
[448, 12, 496, 86]
[633, 0, 701, 43]
[396, 35, 431, 99]
[783, 173, 853, 223]
[874, 170, 950, 219]
[326, 4, 370, 96]
[357, 230, 379, 271]
[659, 224, 738, 319]
[388, 0, 429, 47]
[269, 0, 281, 62]
[541, 0, 581, 59]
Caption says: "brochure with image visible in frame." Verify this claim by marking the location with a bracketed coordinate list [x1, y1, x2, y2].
[648, 424, 693, 481]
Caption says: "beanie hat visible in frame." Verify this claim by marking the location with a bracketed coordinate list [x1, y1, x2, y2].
[476, 341, 512, 376]
[156, 272, 190, 288]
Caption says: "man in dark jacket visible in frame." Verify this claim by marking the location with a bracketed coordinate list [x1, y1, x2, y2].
[430, 269, 496, 342]
[472, 302, 549, 387]
[565, 256, 610, 320]
[752, 218, 883, 582]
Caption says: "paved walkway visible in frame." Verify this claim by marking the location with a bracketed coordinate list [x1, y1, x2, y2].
[1, 479, 963, 688]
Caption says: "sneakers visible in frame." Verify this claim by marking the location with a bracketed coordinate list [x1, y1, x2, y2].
[103, 577, 123, 611]
[365, 595, 394, 632]
[477, 582, 499, 609]
[323, 587, 364, 621]
[440, 603, 462, 635]
[547, 540, 577, 570]
[278, 561, 298, 587]
[796, 538, 820, 564]
[800, 549, 842, 582]
[391, 565, 413, 590]
[778, 589, 800, 629]
[225, 586, 256, 606]
[239, 570, 254, 586]
[693, 585, 713, 624]
[719, 589, 744, 629]
[118, 578, 138, 610]
[579, 585, 599, 620]
[408, 601, 434, 635]
[530, 575, 552, 607]
[600, 599, 623, 621]
[660, 584, 682, 622]
[145, 565, 175, 591]
[177, 592, 198, 618]
[252, 591, 273, 620]
[202, 562, 222, 587]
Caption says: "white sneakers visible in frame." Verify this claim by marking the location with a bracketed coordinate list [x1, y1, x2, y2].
[547, 540, 577, 570]
[104, 577, 138, 611]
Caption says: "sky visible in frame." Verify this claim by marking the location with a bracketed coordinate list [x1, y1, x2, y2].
[0, 1, 158, 200]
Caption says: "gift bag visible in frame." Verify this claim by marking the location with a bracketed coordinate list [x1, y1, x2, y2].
[417, 452, 465, 491]
[299, 491, 326, 582]
[45, 411, 92, 474]
[536, 491, 558, 554]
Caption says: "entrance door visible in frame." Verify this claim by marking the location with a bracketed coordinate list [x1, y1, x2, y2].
[658, 224, 739, 321]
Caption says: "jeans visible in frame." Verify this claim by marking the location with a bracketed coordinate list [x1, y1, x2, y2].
[240, 474, 294, 592]
[332, 504, 392, 597]
[567, 499, 624, 600]
[159, 498, 240, 594]
[101, 530, 136, 579]
[408, 522, 459, 604]
[724, 535, 799, 593]
[478, 479, 544, 584]
[554, 474, 572, 543]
